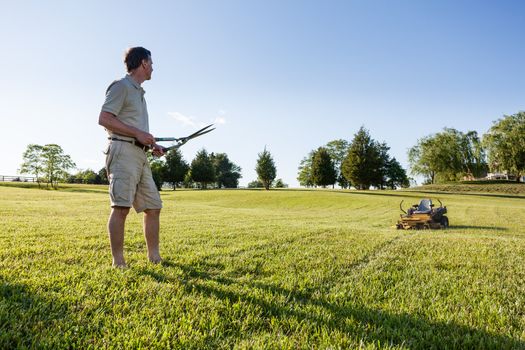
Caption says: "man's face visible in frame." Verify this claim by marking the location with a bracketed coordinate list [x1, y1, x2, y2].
[142, 57, 153, 80]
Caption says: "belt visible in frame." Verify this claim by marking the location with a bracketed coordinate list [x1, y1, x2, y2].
[109, 137, 149, 151]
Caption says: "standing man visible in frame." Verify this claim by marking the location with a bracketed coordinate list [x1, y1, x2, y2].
[98, 47, 164, 267]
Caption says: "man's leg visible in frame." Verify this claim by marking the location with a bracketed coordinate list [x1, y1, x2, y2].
[108, 206, 130, 267]
[143, 209, 162, 263]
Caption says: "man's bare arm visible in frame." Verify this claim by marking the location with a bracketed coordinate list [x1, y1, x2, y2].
[98, 111, 155, 146]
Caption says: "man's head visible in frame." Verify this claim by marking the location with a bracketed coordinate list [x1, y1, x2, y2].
[124, 47, 153, 80]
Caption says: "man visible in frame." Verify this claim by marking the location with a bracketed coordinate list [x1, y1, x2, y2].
[98, 47, 164, 267]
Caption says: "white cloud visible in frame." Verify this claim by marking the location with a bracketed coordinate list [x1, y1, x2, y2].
[214, 116, 226, 125]
[168, 111, 227, 128]
[168, 112, 198, 127]
[214, 110, 227, 124]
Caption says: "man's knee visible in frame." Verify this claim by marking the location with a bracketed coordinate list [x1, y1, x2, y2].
[112, 206, 131, 218]
[144, 208, 161, 217]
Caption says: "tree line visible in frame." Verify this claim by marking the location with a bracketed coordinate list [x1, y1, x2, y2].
[148, 147, 285, 190]
[65, 148, 243, 190]
[409, 111, 525, 183]
[298, 126, 410, 190]
[19, 144, 282, 190]
[19, 144, 244, 190]
[75, 149, 243, 190]
[19, 111, 524, 189]
[148, 149, 242, 190]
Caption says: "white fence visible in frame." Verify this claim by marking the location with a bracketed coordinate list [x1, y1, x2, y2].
[0, 175, 37, 182]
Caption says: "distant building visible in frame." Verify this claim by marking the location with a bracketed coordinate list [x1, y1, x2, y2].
[486, 172, 517, 181]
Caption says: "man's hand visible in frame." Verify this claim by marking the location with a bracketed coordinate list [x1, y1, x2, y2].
[151, 143, 165, 157]
[135, 131, 156, 146]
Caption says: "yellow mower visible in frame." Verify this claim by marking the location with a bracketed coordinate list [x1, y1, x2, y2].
[396, 198, 449, 230]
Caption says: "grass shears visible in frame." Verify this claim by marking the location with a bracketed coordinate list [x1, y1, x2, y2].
[155, 124, 215, 152]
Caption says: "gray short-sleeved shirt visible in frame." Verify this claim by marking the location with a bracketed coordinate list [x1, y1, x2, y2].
[101, 75, 149, 139]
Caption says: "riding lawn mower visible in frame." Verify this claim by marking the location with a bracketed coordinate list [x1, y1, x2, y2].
[396, 198, 449, 230]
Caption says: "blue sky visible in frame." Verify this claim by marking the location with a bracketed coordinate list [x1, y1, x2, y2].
[1, 1, 524, 187]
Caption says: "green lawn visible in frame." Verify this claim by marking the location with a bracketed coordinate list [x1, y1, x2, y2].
[1, 184, 524, 349]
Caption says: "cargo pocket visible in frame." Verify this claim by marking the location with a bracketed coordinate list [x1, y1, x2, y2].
[109, 174, 132, 207]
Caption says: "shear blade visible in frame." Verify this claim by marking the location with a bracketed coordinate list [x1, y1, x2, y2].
[186, 124, 215, 140]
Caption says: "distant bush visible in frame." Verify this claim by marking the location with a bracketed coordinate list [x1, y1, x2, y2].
[247, 180, 263, 188]
[274, 179, 288, 188]
[459, 179, 522, 185]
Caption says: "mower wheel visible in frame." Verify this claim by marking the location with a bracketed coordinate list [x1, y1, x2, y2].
[440, 216, 449, 229]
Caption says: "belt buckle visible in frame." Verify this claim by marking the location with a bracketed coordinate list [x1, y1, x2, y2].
[135, 141, 148, 151]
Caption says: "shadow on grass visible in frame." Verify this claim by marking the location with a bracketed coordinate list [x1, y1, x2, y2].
[56, 186, 108, 194]
[275, 187, 420, 199]
[0, 182, 48, 190]
[252, 187, 525, 201]
[0, 182, 109, 194]
[140, 258, 524, 349]
[447, 225, 508, 231]
[0, 279, 68, 348]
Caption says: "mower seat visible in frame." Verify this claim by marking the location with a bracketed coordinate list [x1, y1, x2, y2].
[414, 199, 432, 214]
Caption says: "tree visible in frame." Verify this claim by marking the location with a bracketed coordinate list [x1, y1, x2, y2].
[40, 144, 76, 189]
[164, 149, 189, 190]
[483, 112, 525, 181]
[409, 128, 487, 183]
[150, 159, 167, 191]
[183, 171, 195, 188]
[191, 149, 216, 189]
[385, 158, 410, 189]
[325, 139, 350, 188]
[83, 169, 99, 184]
[146, 153, 167, 191]
[458, 131, 487, 179]
[20, 144, 44, 188]
[255, 147, 277, 190]
[375, 142, 391, 189]
[297, 151, 315, 188]
[98, 167, 109, 185]
[341, 127, 382, 190]
[211, 153, 242, 188]
[311, 147, 337, 187]
[408, 136, 436, 184]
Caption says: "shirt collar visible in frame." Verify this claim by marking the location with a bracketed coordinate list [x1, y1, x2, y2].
[125, 74, 145, 94]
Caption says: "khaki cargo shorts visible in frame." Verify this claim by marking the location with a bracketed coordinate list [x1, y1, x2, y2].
[105, 140, 163, 213]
